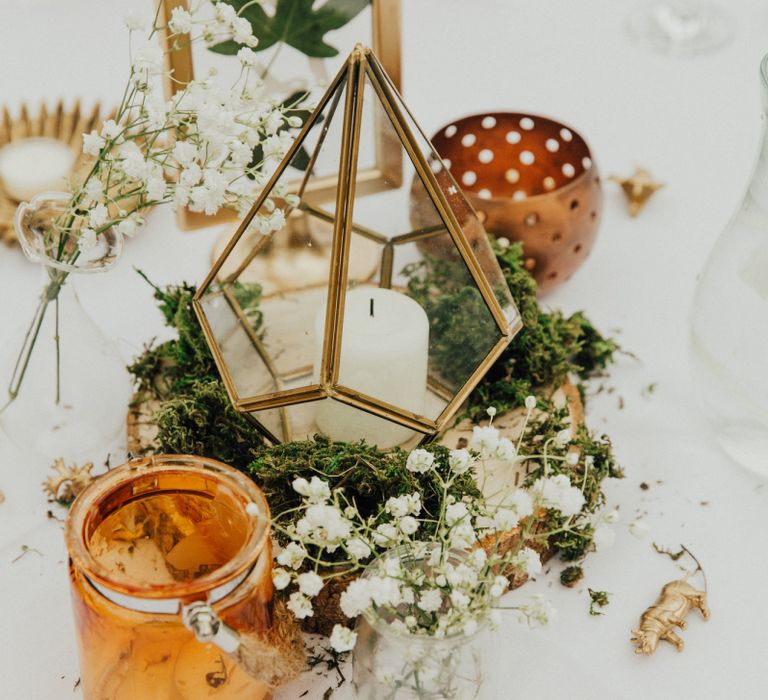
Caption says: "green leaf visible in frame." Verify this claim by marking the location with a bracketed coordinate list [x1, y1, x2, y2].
[210, 0, 370, 58]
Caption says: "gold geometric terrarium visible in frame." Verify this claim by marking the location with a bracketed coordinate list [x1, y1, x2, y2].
[194, 46, 522, 449]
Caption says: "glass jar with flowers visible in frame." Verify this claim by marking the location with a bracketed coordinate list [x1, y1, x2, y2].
[0, 3, 307, 462]
[268, 400, 612, 699]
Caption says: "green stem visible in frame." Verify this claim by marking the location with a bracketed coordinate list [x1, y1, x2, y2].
[54, 295, 61, 405]
[1, 276, 63, 411]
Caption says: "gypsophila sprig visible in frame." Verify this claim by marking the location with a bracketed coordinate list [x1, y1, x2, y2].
[3, 1, 310, 409]
[258, 399, 620, 652]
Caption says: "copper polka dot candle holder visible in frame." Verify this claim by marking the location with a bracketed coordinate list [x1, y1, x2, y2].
[429, 113, 602, 294]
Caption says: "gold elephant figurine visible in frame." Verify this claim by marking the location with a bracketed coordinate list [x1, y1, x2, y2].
[631, 579, 710, 655]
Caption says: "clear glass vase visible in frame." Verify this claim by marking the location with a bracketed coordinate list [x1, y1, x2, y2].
[352, 546, 487, 700]
[690, 55, 768, 477]
[0, 192, 128, 464]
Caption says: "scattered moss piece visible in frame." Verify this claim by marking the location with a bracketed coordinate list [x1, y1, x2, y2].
[652, 543, 686, 561]
[560, 565, 584, 588]
[588, 588, 610, 615]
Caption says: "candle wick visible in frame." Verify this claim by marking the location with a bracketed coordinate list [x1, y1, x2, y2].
[370, 298, 374, 317]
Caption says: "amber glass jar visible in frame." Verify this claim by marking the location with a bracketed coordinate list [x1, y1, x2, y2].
[66, 455, 274, 700]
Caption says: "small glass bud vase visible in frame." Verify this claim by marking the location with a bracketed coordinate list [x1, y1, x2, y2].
[690, 55, 768, 476]
[0, 192, 128, 463]
[66, 455, 277, 699]
[352, 546, 487, 700]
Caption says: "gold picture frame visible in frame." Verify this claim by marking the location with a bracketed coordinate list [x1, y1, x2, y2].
[161, 0, 403, 230]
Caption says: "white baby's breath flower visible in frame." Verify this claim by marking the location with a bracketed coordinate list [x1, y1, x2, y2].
[346, 538, 372, 561]
[292, 476, 330, 502]
[99, 120, 123, 144]
[368, 575, 401, 607]
[371, 523, 398, 546]
[406, 449, 434, 474]
[593, 524, 616, 550]
[232, 16, 257, 46]
[132, 45, 164, 75]
[272, 568, 291, 590]
[532, 474, 585, 517]
[471, 425, 500, 456]
[146, 174, 167, 201]
[117, 213, 144, 238]
[495, 437, 517, 461]
[88, 204, 109, 229]
[399, 515, 419, 536]
[84, 178, 104, 202]
[82, 130, 105, 156]
[513, 547, 542, 576]
[286, 591, 313, 619]
[486, 406, 497, 418]
[445, 501, 468, 526]
[237, 46, 258, 67]
[340, 578, 372, 617]
[450, 590, 470, 609]
[296, 571, 324, 597]
[287, 115, 303, 128]
[522, 594, 556, 627]
[124, 9, 147, 31]
[77, 228, 97, 254]
[448, 448, 474, 475]
[417, 588, 442, 613]
[525, 395, 537, 410]
[554, 429, 572, 447]
[489, 575, 508, 598]
[329, 624, 357, 653]
[566, 451, 580, 466]
[276, 542, 306, 570]
[172, 141, 198, 167]
[168, 6, 193, 34]
[628, 519, 649, 539]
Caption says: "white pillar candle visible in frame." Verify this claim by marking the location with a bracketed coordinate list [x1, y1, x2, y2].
[0, 137, 75, 202]
[314, 287, 429, 448]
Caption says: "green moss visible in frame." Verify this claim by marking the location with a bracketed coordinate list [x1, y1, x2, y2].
[154, 380, 265, 469]
[247, 436, 479, 541]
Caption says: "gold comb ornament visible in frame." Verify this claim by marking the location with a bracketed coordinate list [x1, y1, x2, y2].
[0, 100, 104, 245]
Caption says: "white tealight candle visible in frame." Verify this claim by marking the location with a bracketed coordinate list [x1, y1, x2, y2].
[314, 287, 429, 448]
[0, 137, 75, 202]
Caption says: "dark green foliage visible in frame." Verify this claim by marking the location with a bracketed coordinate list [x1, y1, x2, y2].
[154, 380, 265, 470]
[247, 436, 479, 537]
[128, 272, 267, 468]
[466, 242, 619, 419]
[400, 242, 620, 420]
[209, 0, 370, 58]
[560, 565, 584, 588]
[588, 588, 610, 616]
[404, 256, 498, 387]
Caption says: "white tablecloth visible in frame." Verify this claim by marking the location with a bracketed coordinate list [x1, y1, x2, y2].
[1, 1, 767, 698]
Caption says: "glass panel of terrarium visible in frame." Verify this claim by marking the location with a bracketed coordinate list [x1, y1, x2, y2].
[370, 62, 519, 331]
[391, 230, 504, 421]
[200, 73, 352, 401]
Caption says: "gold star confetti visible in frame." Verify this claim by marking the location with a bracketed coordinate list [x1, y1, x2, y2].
[610, 168, 663, 217]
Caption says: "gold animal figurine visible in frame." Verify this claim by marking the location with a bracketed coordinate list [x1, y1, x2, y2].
[631, 579, 710, 655]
